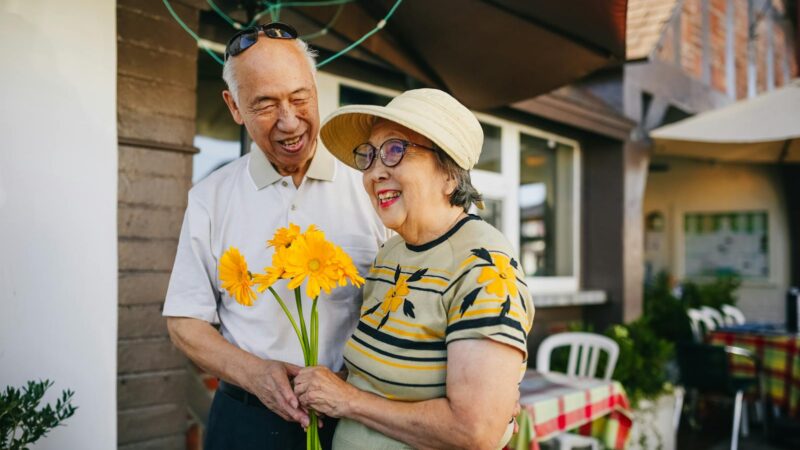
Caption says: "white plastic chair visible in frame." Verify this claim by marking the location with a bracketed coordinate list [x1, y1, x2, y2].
[687, 308, 716, 342]
[536, 332, 620, 381]
[536, 332, 620, 450]
[721, 304, 746, 326]
[701, 306, 726, 329]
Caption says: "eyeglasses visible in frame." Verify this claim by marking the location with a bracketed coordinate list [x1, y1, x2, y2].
[224, 22, 298, 61]
[353, 139, 437, 171]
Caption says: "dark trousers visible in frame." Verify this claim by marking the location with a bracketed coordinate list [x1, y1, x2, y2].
[205, 385, 337, 450]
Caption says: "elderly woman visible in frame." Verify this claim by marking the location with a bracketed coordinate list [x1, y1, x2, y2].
[293, 89, 534, 449]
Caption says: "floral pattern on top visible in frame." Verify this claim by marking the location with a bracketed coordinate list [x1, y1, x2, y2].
[459, 248, 524, 319]
[362, 265, 427, 329]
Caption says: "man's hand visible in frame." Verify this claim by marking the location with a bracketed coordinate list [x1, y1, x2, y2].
[246, 359, 309, 426]
[166, 318, 310, 425]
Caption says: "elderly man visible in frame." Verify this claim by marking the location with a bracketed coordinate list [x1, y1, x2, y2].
[163, 23, 386, 449]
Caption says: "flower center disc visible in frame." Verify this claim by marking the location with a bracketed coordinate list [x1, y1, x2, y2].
[308, 259, 321, 271]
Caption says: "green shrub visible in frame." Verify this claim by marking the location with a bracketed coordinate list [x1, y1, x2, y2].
[606, 319, 674, 407]
[644, 272, 693, 343]
[681, 274, 741, 310]
[0, 380, 77, 450]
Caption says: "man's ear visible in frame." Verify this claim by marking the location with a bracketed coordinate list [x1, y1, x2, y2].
[222, 90, 244, 125]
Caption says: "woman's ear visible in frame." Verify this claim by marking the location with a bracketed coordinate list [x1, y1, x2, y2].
[443, 175, 457, 197]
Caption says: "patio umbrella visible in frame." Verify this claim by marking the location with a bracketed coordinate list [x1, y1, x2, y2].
[218, 0, 628, 109]
[650, 79, 800, 163]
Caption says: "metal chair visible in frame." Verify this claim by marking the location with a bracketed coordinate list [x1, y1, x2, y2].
[687, 308, 716, 342]
[676, 342, 765, 450]
[721, 304, 746, 325]
[536, 332, 620, 450]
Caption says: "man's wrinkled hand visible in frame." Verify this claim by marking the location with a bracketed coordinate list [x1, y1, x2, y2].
[247, 359, 309, 427]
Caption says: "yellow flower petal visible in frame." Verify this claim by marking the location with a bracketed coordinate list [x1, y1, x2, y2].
[268, 223, 301, 249]
[219, 247, 257, 306]
[475, 253, 519, 299]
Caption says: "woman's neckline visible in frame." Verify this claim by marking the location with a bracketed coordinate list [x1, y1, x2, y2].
[405, 214, 480, 252]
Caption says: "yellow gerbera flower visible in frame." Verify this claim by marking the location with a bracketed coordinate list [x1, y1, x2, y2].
[476, 253, 518, 299]
[219, 247, 257, 306]
[282, 231, 340, 299]
[302, 224, 324, 241]
[253, 247, 289, 293]
[332, 246, 365, 288]
[267, 223, 302, 248]
[381, 277, 410, 313]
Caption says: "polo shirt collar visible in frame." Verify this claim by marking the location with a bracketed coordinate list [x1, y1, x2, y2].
[248, 140, 336, 190]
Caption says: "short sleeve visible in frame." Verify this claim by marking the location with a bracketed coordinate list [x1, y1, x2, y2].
[444, 248, 534, 358]
[162, 194, 220, 323]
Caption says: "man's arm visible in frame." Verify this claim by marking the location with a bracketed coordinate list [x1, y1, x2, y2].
[167, 317, 309, 426]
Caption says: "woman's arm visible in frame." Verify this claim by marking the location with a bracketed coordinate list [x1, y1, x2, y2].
[294, 338, 522, 450]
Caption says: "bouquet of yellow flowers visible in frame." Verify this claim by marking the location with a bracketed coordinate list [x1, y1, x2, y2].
[219, 224, 365, 450]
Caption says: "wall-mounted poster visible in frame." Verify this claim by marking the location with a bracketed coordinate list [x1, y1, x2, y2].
[684, 211, 769, 279]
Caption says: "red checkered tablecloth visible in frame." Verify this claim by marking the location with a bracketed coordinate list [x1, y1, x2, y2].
[506, 370, 632, 450]
[709, 329, 800, 418]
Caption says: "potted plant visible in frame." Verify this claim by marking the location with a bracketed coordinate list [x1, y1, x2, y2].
[605, 320, 676, 450]
[0, 379, 77, 450]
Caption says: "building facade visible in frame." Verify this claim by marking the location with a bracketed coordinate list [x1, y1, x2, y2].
[0, 0, 797, 450]
[624, 0, 797, 322]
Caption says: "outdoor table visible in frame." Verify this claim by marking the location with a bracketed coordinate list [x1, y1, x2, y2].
[506, 370, 632, 450]
[708, 326, 800, 418]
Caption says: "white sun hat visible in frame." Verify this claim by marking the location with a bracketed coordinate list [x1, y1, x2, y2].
[320, 88, 483, 171]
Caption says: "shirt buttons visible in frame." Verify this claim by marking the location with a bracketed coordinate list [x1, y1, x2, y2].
[281, 181, 288, 187]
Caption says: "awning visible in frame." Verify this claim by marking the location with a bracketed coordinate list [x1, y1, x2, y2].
[210, 0, 628, 110]
[650, 79, 800, 163]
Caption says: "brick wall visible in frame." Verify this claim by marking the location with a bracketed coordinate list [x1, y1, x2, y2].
[681, 0, 704, 80]
[656, 0, 797, 98]
[734, 0, 750, 98]
[116, 0, 204, 448]
[709, 0, 728, 92]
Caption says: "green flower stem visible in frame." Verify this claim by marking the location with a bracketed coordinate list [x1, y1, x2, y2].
[310, 413, 321, 450]
[310, 297, 319, 365]
[294, 288, 311, 366]
[309, 296, 321, 449]
[268, 287, 308, 359]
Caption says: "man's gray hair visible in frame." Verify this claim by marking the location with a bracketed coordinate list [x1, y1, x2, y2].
[432, 149, 483, 212]
[222, 38, 317, 103]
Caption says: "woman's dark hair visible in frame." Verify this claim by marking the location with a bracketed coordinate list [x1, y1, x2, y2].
[432, 148, 483, 212]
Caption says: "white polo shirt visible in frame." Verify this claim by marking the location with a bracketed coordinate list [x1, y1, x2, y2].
[163, 143, 388, 370]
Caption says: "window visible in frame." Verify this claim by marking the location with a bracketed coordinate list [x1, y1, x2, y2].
[194, 50, 242, 183]
[193, 136, 240, 183]
[475, 198, 503, 230]
[519, 134, 575, 277]
[475, 122, 502, 173]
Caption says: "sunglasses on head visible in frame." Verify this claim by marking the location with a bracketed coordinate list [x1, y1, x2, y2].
[353, 138, 438, 171]
[224, 22, 298, 61]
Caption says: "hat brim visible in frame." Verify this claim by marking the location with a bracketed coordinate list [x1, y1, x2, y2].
[320, 104, 450, 171]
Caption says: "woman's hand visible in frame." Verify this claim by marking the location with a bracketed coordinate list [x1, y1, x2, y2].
[294, 366, 358, 418]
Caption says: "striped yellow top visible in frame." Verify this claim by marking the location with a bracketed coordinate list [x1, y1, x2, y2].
[333, 216, 535, 449]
